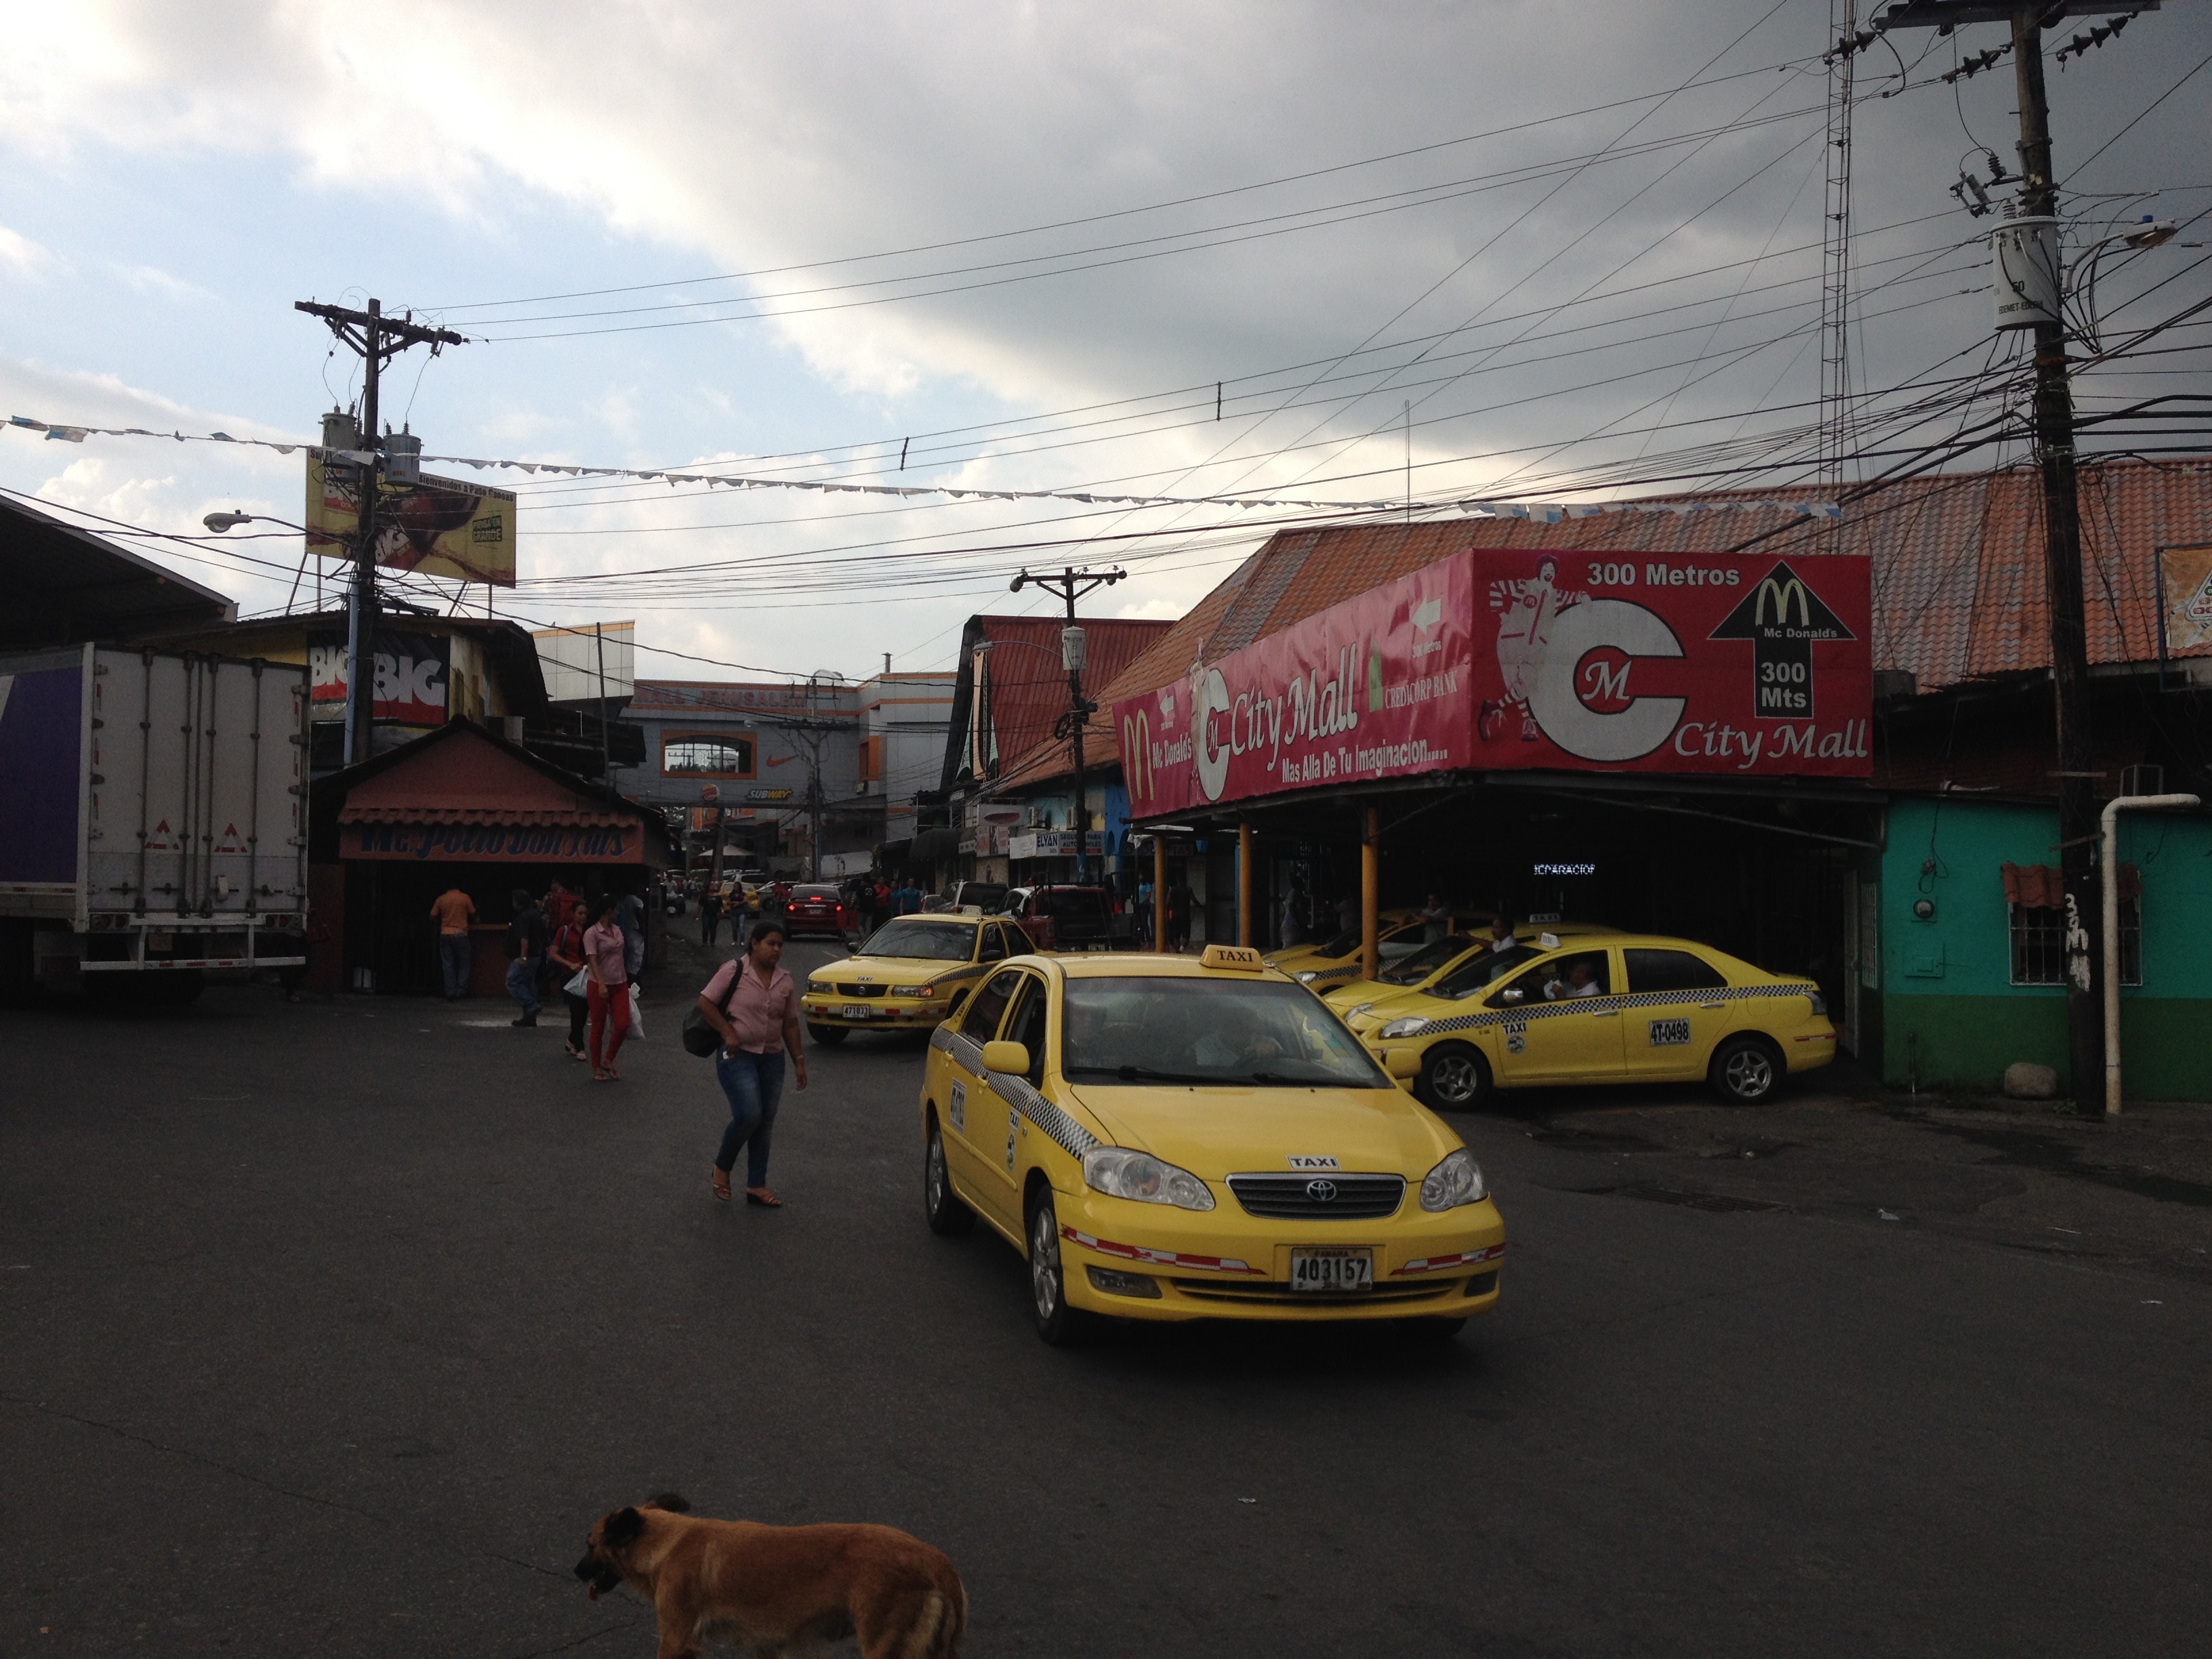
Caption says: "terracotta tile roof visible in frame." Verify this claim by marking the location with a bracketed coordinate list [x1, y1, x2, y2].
[963, 613, 1171, 787]
[989, 457, 2212, 789]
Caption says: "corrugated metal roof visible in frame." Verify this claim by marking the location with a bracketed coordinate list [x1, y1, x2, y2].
[990, 458, 2212, 789]
[962, 613, 1170, 785]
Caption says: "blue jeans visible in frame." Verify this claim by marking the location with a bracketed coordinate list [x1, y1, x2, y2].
[437, 933, 471, 998]
[506, 953, 540, 1015]
[714, 1048, 787, 1187]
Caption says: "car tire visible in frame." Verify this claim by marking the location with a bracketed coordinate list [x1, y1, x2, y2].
[923, 1122, 975, 1237]
[807, 1023, 848, 1046]
[1416, 1043, 1490, 1111]
[1026, 1189, 1099, 1347]
[1710, 1035, 1783, 1105]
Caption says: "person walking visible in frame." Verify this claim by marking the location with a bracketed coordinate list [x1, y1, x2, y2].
[430, 885, 476, 1000]
[583, 897, 632, 1082]
[1279, 884, 1305, 949]
[696, 919, 808, 1207]
[616, 888, 647, 986]
[505, 888, 548, 1027]
[854, 878, 876, 937]
[548, 903, 590, 1061]
[1135, 874, 1154, 945]
[699, 885, 724, 949]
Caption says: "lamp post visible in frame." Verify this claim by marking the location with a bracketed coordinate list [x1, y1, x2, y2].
[1008, 567, 1125, 885]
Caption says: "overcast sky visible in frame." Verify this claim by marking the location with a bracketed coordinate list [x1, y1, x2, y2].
[3, 0, 2205, 682]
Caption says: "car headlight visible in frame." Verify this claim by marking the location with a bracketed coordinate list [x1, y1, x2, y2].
[890, 984, 935, 998]
[1345, 1002, 1375, 1021]
[1082, 1147, 1215, 1211]
[1295, 970, 1319, 983]
[1378, 1016, 1431, 1039]
[1807, 991, 1828, 1016]
[1419, 1148, 1487, 1211]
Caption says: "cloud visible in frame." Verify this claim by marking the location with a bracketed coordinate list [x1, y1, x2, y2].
[0, 224, 55, 277]
[112, 262, 215, 302]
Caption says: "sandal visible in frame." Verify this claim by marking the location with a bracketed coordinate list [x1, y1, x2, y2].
[592, 1069, 610, 1082]
[712, 1169, 732, 1202]
[744, 1187, 783, 1208]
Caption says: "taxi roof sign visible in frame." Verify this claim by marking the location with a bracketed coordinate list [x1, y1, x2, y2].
[1200, 945, 1266, 972]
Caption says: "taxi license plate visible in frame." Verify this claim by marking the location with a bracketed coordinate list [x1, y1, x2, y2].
[1288, 1248, 1373, 1292]
[841, 1004, 873, 1019]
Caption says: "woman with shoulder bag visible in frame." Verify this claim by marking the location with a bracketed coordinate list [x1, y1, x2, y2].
[548, 909, 590, 1061]
[695, 919, 808, 1207]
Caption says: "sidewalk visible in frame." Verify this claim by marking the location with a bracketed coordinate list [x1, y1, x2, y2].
[1483, 1057, 2212, 1284]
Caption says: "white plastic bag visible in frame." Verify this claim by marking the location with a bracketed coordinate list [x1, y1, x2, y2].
[564, 967, 588, 998]
[627, 981, 644, 1038]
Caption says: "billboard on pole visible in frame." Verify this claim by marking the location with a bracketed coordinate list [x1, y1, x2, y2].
[1115, 548, 1871, 816]
[306, 455, 517, 586]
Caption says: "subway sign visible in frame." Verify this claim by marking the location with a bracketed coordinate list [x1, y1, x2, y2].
[1113, 547, 1870, 814]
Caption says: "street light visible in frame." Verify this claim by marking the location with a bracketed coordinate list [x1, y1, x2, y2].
[203, 509, 369, 761]
[202, 510, 259, 533]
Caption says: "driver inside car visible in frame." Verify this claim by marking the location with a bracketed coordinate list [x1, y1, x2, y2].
[1542, 955, 1607, 1000]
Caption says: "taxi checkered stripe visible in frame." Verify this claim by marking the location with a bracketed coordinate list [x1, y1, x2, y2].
[1307, 964, 1361, 982]
[928, 1027, 1101, 1158]
[1385, 981, 1820, 1038]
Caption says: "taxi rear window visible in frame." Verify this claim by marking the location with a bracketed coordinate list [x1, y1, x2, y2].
[859, 919, 975, 961]
[1060, 979, 1390, 1090]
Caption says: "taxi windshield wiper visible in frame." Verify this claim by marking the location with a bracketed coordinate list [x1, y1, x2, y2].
[1065, 1064, 1225, 1085]
[1248, 1068, 1361, 1086]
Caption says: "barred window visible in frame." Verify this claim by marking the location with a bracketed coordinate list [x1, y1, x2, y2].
[2008, 905, 2064, 987]
[2006, 896, 2141, 987]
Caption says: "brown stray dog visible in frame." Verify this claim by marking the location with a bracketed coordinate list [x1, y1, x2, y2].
[573, 1494, 966, 1658]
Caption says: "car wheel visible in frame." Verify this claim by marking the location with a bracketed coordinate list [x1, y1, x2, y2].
[1027, 1190, 1099, 1347]
[807, 1023, 848, 1046]
[923, 1122, 975, 1237]
[1416, 1043, 1490, 1111]
[1710, 1035, 1782, 1105]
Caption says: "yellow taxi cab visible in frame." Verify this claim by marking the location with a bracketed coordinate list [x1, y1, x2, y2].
[1323, 920, 1617, 1010]
[1345, 932, 1836, 1110]
[1265, 910, 1495, 994]
[918, 943, 1507, 1345]
[801, 912, 1033, 1044]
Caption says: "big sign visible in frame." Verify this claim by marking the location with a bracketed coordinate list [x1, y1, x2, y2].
[1114, 548, 1870, 815]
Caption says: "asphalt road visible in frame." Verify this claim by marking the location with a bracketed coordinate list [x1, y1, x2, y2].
[5, 943, 2209, 1657]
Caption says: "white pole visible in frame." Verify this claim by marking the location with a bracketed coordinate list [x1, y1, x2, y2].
[2100, 792, 2199, 1116]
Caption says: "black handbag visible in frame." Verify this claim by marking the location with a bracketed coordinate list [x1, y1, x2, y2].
[682, 975, 735, 1057]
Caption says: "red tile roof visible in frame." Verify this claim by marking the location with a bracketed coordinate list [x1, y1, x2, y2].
[991, 457, 2212, 788]
[965, 613, 1171, 785]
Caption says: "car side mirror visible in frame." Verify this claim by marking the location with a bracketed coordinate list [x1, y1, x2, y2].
[1384, 1048, 1421, 1080]
[1496, 985, 1525, 1004]
[981, 1040, 1031, 1076]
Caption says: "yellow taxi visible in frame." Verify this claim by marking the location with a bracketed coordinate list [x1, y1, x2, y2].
[801, 912, 1033, 1044]
[918, 944, 1507, 1345]
[1265, 910, 1494, 994]
[1323, 920, 1616, 1009]
[1343, 932, 1836, 1110]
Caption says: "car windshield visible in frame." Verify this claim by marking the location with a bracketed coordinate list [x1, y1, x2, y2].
[1305, 928, 1361, 960]
[859, 920, 975, 962]
[1376, 933, 1477, 985]
[1060, 978, 1391, 1089]
[1428, 941, 1541, 999]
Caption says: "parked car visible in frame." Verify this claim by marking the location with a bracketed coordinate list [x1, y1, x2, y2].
[941, 880, 1010, 915]
[1006, 884, 1117, 952]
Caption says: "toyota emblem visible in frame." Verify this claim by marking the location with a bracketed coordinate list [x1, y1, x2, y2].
[1305, 1178, 1339, 1204]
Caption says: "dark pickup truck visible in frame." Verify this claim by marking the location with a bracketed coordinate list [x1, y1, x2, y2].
[1006, 885, 1120, 952]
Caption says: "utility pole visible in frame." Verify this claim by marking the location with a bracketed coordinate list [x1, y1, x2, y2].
[1872, 0, 2156, 1113]
[1011, 565, 1126, 885]
[594, 621, 611, 779]
[295, 298, 464, 766]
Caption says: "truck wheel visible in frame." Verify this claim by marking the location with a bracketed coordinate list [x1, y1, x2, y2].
[807, 1023, 848, 1046]
[1710, 1036, 1782, 1104]
[1417, 1044, 1490, 1111]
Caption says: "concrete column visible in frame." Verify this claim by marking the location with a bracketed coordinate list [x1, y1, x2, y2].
[1361, 807, 1380, 983]
[1237, 822, 1253, 948]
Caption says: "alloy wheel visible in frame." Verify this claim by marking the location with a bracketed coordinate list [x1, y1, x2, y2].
[1030, 1203, 1062, 1321]
[1723, 1045, 1775, 1099]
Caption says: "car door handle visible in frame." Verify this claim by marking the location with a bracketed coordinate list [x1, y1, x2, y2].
[1591, 1009, 1618, 1017]
[1700, 1001, 1726, 1009]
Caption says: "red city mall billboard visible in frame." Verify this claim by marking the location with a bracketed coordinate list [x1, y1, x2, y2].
[1115, 548, 1870, 817]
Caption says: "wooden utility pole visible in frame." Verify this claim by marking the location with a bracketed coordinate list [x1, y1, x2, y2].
[1011, 565, 1125, 886]
[294, 298, 464, 766]
[1870, 0, 2156, 1113]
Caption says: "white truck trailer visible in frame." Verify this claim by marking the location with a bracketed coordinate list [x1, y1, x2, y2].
[0, 644, 310, 1000]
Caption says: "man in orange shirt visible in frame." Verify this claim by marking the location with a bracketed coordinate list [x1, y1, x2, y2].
[430, 885, 477, 1000]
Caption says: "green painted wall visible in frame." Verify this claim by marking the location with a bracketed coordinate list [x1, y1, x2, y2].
[1878, 798, 2212, 1101]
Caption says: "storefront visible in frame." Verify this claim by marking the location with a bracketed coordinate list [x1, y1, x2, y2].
[307, 720, 669, 996]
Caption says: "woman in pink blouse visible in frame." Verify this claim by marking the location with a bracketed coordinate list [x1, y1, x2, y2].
[582, 897, 632, 1080]
[695, 918, 808, 1205]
